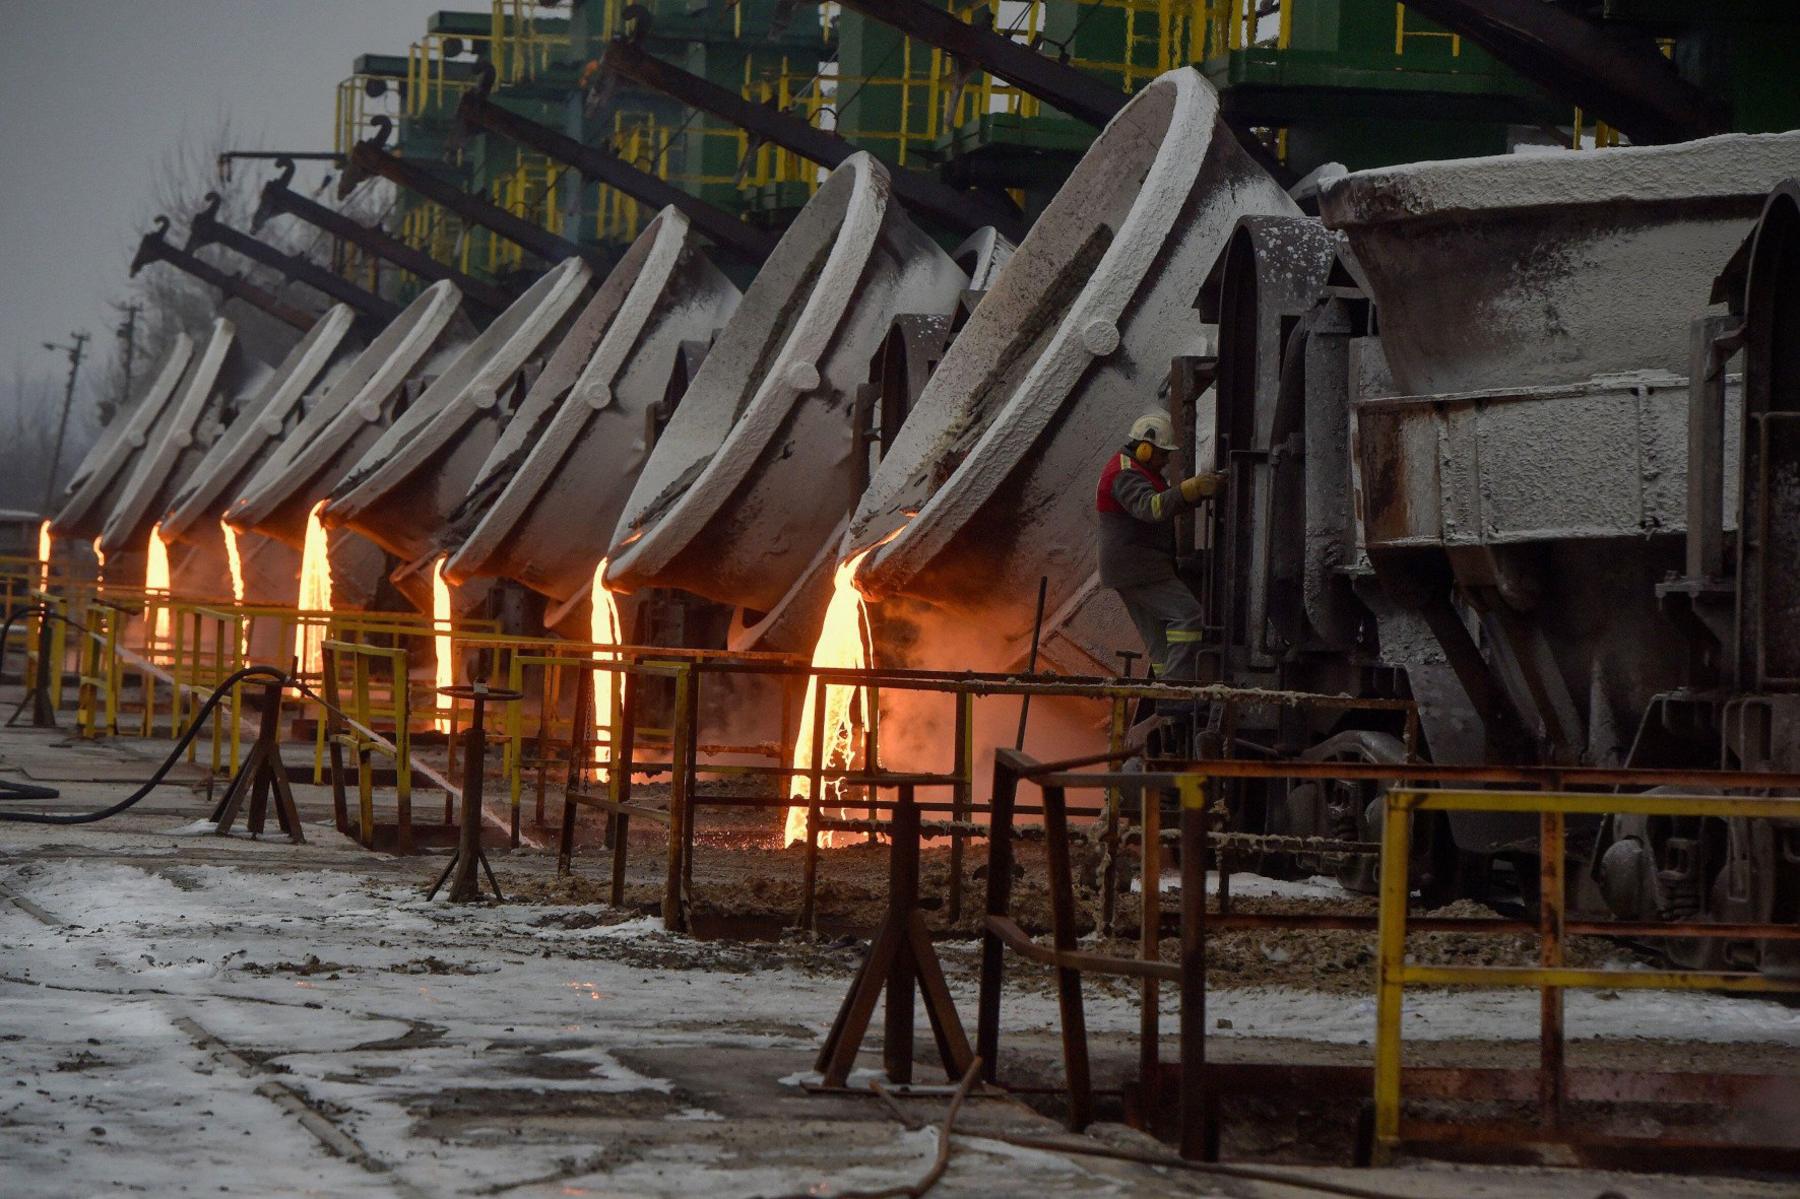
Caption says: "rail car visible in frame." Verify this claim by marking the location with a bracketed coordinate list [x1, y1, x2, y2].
[1169, 139, 1800, 975]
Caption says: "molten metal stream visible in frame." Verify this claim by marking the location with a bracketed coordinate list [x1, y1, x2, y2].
[36, 520, 50, 592]
[145, 522, 173, 648]
[220, 518, 245, 604]
[783, 548, 879, 847]
[589, 558, 624, 776]
[432, 557, 453, 733]
[294, 500, 333, 674]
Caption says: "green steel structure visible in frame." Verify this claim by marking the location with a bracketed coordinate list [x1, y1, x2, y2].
[333, 2, 1798, 295]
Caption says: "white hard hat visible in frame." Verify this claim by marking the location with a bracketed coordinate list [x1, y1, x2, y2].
[1128, 412, 1178, 452]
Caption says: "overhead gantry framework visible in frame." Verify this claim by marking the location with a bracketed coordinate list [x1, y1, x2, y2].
[456, 64, 778, 268]
[254, 158, 514, 319]
[130, 217, 314, 332]
[342, 115, 610, 271]
[1395, 0, 1726, 145]
[186, 192, 400, 326]
[597, 37, 1026, 242]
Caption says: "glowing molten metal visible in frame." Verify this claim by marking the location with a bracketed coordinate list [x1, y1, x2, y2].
[783, 548, 879, 848]
[220, 518, 245, 604]
[589, 558, 624, 777]
[36, 520, 50, 592]
[145, 522, 173, 647]
[432, 556, 454, 733]
[294, 500, 333, 674]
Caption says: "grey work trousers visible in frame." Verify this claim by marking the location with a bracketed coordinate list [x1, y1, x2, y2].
[1114, 576, 1206, 684]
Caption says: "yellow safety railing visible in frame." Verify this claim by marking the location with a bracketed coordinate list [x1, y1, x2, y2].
[321, 638, 415, 848]
[1393, 2, 1460, 56]
[1373, 787, 1800, 1161]
[407, 32, 493, 118]
[490, 1, 571, 86]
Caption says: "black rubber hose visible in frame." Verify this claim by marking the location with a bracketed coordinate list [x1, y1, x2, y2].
[0, 664, 290, 825]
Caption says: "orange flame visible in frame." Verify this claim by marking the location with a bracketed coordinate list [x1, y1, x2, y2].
[220, 518, 245, 604]
[432, 556, 454, 733]
[783, 547, 880, 847]
[589, 557, 624, 777]
[294, 500, 333, 673]
[145, 522, 173, 648]
[36, 520, 51, 592]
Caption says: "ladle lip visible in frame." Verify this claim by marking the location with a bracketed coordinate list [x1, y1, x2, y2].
[851, 67, 1224, 601]
[601, 152, 894, 592]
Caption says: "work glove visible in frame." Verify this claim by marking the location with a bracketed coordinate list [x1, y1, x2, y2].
[1178, 472, 1226, 503]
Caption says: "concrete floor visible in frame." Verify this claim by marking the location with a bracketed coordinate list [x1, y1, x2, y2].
[0, 714, 1796, 1198]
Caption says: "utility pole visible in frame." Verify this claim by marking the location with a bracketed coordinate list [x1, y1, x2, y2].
[40, 331, 89, 516]
[114, 302, 141, 414]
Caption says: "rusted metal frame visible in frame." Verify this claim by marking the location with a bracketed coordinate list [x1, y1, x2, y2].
[815, 781, 974, 1088]
[609, 666, 639, 907]
[800, 682, 829, 933]
[186, 194, 400, 323]
[678, 665, 701, 910]
[130, 218, 314, 331]
[700, 658, 1420, 713]
[1046, 758, 1800, 792]
[556, 663, 591, 877]
[456, 83, 774, 268]
[1041, 781, 1093, 1130]
[349, 124, 606, 271]
[1395, 0, 1725, 145]
[1138, 778, 1161, 1115]
[834, 0, 1125, 129]
[256, 165, 513, 317]
[662, 664, 692, 931]
[1539, 808, 1565, 1131]
[884, 784, 921, 1084]
[1178, 775, 1212, 1161]
[600, 39, 1023, 241]
[1376, 786, 1800, 1165]
[1099, 694, 1127, 936]
[948, 691, 973, 923]
[977, 749, 1024, 1084]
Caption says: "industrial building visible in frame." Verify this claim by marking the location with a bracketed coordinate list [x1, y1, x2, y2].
[3, 2, 1800, 1195]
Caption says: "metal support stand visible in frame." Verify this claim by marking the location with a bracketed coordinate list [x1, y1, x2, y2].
[427, 683, 520, 903]
[27, 612, 57, 728]
[815, 785, 974, 1087]
[212, 680, 303, 842]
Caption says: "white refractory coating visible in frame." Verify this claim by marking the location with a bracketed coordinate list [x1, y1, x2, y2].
[1318, 131, 1800, 396]
[101, 318, 275, 556]
[225, 281, 468, 549]
[52, 333, 196, 540]
[604, 153, 968, 613]
[443, 209, 741, 600]
[952, 226, 1016, 291]
[848, 70, 1298, 652]
[323, 257, 592, 563]
[159, 306, 361, 544]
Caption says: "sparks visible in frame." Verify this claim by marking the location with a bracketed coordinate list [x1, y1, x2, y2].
[783, 548, 879, 847]
[145, 523, 173, 649]
[432, 556, 454, 733]
[589, 557, 624, 777]
[294, 500, 333, 674]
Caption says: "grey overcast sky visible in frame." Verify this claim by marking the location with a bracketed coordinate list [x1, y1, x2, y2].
[0, 0, 447, 395]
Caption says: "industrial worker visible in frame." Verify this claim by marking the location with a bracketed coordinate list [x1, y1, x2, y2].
[1096, 413, 1224, 690]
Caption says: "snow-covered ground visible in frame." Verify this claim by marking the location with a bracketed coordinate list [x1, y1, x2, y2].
[4, 850, 1798, 1198]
